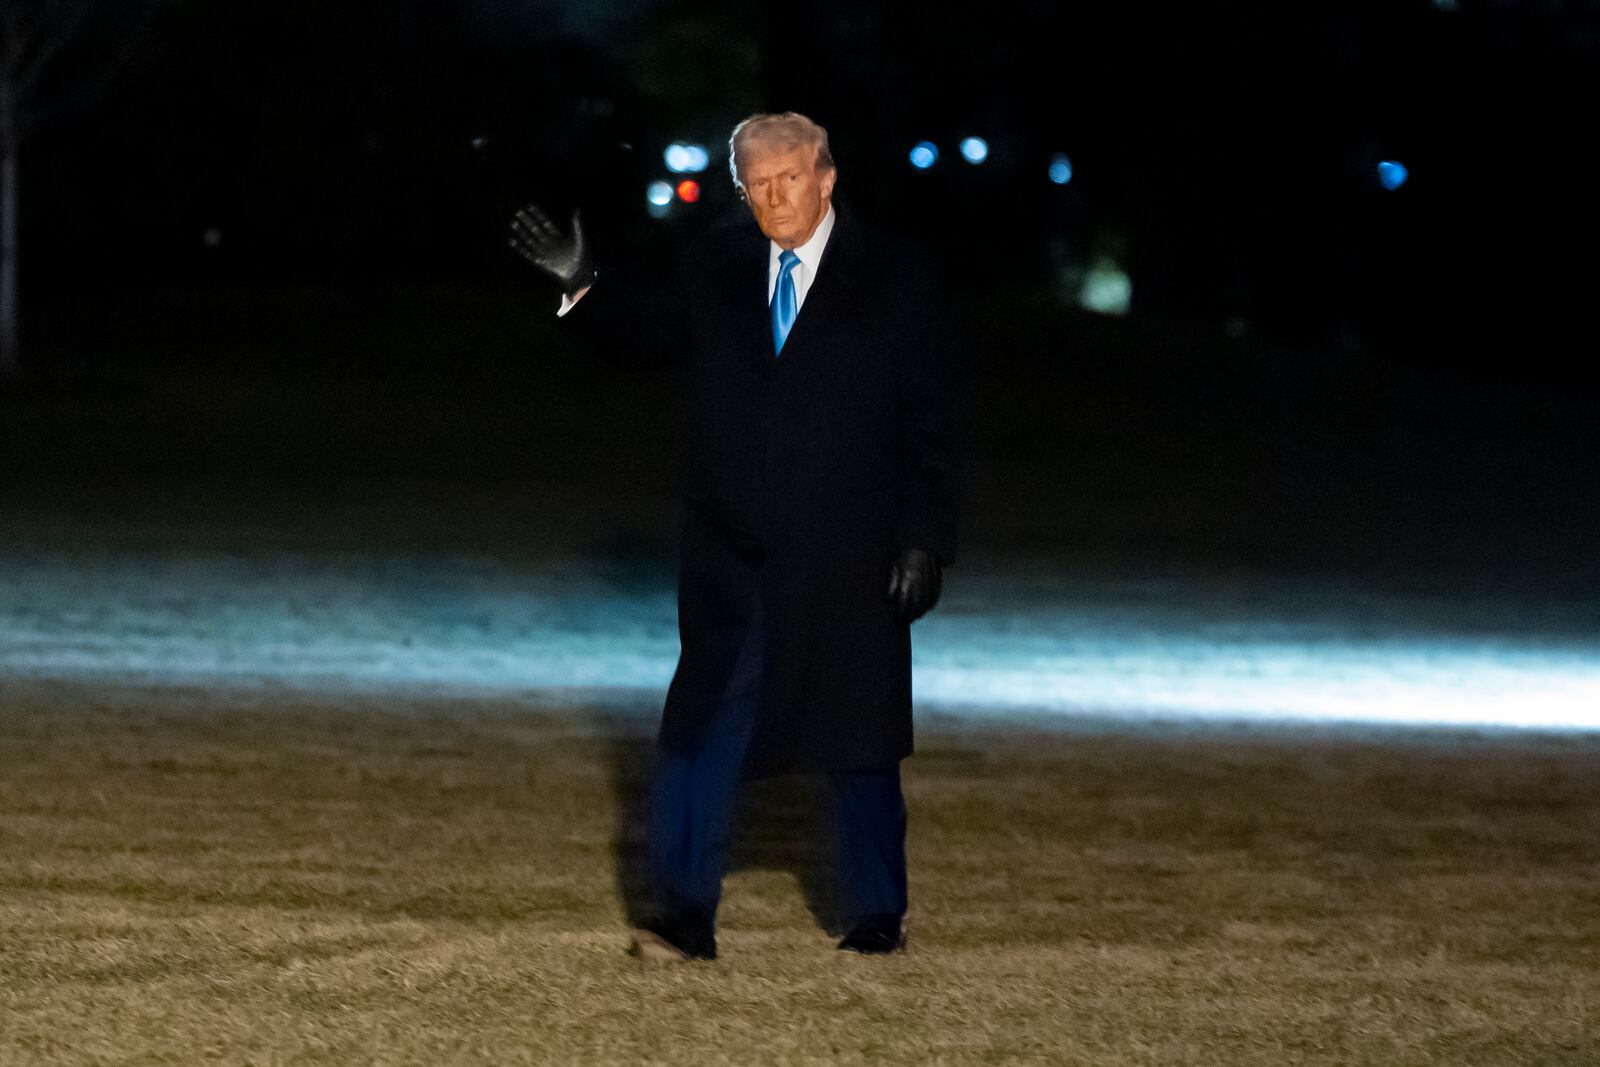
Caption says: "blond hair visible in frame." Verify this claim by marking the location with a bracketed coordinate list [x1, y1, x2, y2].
[727, 112, 836, 193]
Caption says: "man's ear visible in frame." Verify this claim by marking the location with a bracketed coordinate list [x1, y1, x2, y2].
[820, 167, 837, 200]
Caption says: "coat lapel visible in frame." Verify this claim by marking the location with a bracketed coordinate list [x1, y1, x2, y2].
[737, 204, 861, 369]
[771, 206, 860, 366]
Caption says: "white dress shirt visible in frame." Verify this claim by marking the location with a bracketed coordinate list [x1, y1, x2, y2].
[765, 203, 835, 312]
[557, 203, 837, 318]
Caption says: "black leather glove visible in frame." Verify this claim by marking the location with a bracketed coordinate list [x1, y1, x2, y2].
[886, 547, 942, 624]
[509, 202, 595, 297]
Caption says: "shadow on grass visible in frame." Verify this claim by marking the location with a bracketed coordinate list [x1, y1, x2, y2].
[595, 716, 654, 926]
[586, 523, 843, 936]
[597, 714, 841, 936]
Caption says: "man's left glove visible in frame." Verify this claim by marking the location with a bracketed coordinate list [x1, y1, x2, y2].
[886, 547, 943, 624]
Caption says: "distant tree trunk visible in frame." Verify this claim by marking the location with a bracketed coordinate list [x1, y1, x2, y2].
[0, 1, 155, 383]
[0, 75, 17, 382]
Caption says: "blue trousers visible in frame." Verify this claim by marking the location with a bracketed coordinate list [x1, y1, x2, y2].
[645, 589, 908, 928]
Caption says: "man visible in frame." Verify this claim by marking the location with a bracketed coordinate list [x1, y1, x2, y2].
[510, 112, 963, 961]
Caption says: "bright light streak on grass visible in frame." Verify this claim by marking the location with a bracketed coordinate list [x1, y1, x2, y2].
[1, 550, 1596, 730]
[911, 627, 1600, 729]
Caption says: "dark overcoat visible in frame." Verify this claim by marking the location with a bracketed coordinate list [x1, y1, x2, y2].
[563, 202, 964, 775]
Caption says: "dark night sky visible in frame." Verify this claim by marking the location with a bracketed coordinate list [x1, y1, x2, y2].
[14, 0, 1600, 378]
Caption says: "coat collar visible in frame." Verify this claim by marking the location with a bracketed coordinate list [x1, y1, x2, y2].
[740, 201, 863, 364]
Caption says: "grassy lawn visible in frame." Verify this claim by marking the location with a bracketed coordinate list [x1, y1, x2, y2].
[3, 282, 1596, 1063]
[2, 680, 1595, 1065]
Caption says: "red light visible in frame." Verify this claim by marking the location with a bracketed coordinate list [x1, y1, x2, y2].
[676, 180, 701, 203]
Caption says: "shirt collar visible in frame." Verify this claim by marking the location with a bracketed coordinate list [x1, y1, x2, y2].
[769, 203, 836, 276]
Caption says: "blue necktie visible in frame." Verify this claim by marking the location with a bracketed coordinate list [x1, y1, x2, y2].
[771, 250, 800, 356]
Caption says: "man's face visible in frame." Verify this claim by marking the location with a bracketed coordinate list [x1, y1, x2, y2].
[740, 142, 836, 249]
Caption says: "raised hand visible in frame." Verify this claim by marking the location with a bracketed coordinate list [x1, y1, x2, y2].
[885, 547, 943, 624]
[509, 202, 595, 296]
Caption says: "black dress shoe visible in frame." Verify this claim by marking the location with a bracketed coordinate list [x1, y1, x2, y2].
[837, 913, 906, 954]
[630, 908, 717, 962]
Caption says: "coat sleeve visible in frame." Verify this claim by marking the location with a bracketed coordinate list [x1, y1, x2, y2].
[556, 246, 695, 369]
[895, 252, 967, 567]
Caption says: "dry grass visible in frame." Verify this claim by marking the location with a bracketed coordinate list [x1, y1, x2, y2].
[1, 679, 1596, 1065]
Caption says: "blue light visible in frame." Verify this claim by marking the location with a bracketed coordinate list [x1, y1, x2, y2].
[646, 180, 674, 207]
[1048, 153, 1074, 185]
[909, 141, 938, 170]
[664, 142, 709, 174]
[9, 547, 1597, 731]
[959, 136, 989, 164]
[1377, 160, 1409, 190]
